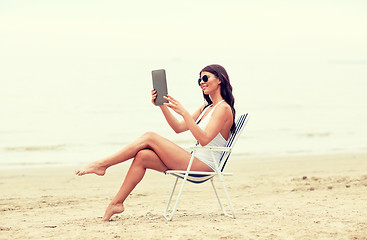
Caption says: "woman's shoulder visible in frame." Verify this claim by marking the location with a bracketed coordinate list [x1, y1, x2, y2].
[214, 101, 233, 116]
[218, 101, 232, 110]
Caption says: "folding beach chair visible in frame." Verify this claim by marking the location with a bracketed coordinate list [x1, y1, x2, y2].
[164, 113, 249, 221]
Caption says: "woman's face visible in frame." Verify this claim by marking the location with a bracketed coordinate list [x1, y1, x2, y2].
[199, 71, 221, 94]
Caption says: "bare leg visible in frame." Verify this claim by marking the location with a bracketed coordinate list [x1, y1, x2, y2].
[75, 133, 159, 176]
[99, 132, 213, 221]
[75, 131, 212, 176]
[102, 149, 166, 221]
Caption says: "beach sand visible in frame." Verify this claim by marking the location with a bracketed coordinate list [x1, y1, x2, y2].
[1, 153, 367, 239]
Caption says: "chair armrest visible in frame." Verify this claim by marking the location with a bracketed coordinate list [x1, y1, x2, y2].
[183, 146, 231, 176]
[189, 146, 232, 152]
[165, 170, 233, 176]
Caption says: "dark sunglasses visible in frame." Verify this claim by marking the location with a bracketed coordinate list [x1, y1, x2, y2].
[198, 75, 209, 86]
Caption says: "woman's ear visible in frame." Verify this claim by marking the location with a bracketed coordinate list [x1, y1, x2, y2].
[216, 73, 222, 85]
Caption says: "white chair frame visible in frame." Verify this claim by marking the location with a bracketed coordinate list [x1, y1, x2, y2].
[164, 113, 249, 221]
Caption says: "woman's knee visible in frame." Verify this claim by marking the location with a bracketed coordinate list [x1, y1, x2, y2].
[142, 131, 159, 140]
[133, 149, 153, 166]
[139, 131, 160, 146]
[133, 149, 167, 171]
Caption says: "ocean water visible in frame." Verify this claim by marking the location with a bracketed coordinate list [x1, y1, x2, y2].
[1, 59, 367, 169]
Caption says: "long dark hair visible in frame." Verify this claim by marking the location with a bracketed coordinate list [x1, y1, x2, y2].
[200, 64, 236, 133]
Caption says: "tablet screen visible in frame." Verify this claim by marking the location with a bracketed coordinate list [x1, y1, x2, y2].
[152, 69, 169, 106]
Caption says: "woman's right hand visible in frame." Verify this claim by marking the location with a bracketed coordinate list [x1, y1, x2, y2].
[151, 89, 157, 105]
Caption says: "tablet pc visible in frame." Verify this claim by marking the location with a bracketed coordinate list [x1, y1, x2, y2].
[152, 69, 169, 106]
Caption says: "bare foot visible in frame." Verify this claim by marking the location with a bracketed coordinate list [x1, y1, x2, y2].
[75, 162, 106, 176]
[102, 203, 125, 221]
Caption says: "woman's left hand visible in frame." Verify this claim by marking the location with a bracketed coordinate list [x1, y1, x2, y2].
[163, 95, 188, 117]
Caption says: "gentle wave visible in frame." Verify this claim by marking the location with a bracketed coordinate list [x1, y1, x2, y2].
[301, 132, 331, 138]
[3, 145, 67, 152]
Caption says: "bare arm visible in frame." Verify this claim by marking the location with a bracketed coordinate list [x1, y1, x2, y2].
[152, 89, 202, 133]
[159, 105, 203, 133]
[164, 95, 231, 146]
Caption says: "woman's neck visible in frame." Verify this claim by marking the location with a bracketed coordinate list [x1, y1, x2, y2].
[209, 91, 224, 106]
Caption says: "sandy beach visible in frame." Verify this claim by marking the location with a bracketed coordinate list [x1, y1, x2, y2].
[1, 153, 367, 239]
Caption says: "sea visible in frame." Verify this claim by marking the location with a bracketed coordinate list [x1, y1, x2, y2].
[1, 59, 367, 169]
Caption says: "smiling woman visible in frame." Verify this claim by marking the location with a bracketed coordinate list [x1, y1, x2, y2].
[199, 64, 236, 133]
[75, 64, 235, 221]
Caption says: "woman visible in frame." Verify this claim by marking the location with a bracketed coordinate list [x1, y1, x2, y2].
[75, 64, 236, 221]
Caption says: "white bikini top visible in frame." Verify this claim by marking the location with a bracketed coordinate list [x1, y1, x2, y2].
[195, 100, 227, 146]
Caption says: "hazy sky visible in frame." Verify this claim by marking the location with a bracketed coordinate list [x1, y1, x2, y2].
[0, 1, 366, 158]
[1, 0, 366, 69]
[1, 0, 366, 117]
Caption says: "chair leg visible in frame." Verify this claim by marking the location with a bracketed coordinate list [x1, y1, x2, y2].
[211, 178, 226, 213]
[163, 177, 188, 221]
[164, 177, 178, 220]
[211, 176, 236, 218]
